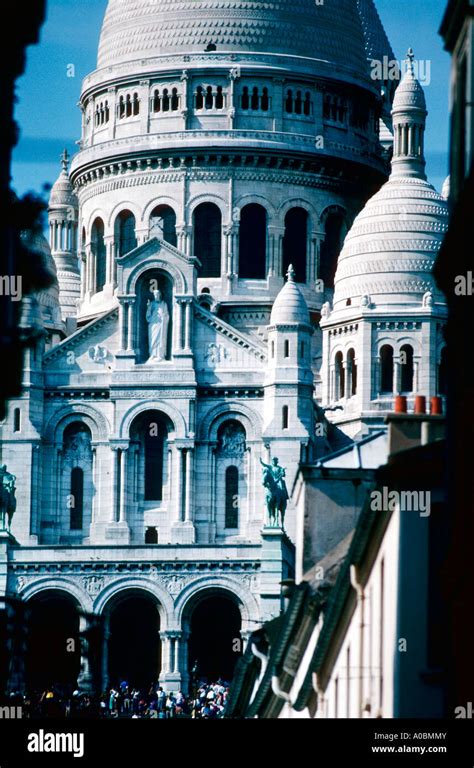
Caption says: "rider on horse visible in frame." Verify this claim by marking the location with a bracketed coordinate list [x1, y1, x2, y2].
[260, 457, 289, 529]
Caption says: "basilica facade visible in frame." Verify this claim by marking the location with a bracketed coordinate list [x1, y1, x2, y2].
[0, 0, 447, 694]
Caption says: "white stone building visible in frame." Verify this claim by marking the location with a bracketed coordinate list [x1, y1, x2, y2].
[0, 1, 435, 695]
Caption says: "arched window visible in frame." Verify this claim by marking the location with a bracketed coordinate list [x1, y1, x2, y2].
[347, 348, 357, 396]
[195, 86, 204, 110]
[285, 89, 293, 114]
[335, 351, 345, 399]
[251, 87, 259, 110]
[304, 92, 312, 116]
[144, 420, 165, 501]
[70, 468, 84, 531]
[126, 94, 132, 117]
[162, 88, 170, 112]
[215, 86, 224, 109]
[241, 86, 250, 110]
[193, 203, 222, 278]
[62, 423, 92, 535]
[238, 204, 267, 279]
[133, 93, 139, 115]
[153, 90, 161, 112]
[295, 91, 303, 115]
[400, 344, 414, 393]
[282, 405, 289, 430]
[119, 96, 125, 118]
[283, 208, 308, 283]
[380, 345, 394, 394]
[205, 86, 214, 109]
[225, 466, 239, 529]
[261, 87, 270, 111]
[116, 210, 137, 257]
[438, 347, 448, 396]
[91, 217, 106, 293]
[150, 205, 177, 246]
[284, 340, 290, 358]
[320, 211, 346, 289]
[171, 88, 179, 111]
[13, 407, 21, 433]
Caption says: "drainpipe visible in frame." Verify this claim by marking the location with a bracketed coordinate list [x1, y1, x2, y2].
[350, 564, 365, 718]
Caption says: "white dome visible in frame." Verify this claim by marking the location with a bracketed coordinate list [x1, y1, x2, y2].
[270, 266, 310, 325]
[97, 0, 370, 72]
[49, 169, 78, 208]
[392, 59, 427, 113]
[332, 176, 449, 310]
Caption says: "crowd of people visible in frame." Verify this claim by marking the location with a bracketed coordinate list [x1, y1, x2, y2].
[104, 680, 230, 718]
[3, 679, 231, 719]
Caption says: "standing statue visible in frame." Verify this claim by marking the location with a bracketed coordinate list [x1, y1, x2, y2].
[260, 457, 289, 529]
[146, 289, 169, 363]
[0, 465, 17, 532]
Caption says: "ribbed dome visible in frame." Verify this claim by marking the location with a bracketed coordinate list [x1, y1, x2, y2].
[332, 177, 449, 310]
[392, 59, 426, 113]
[49, 169, 78, 208]
[271, 266, 310, 325]
[97, 0, 369, 73]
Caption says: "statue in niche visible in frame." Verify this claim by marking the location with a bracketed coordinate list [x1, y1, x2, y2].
[146, 289, 170, 363]
[217, 422, 246, 458]
[64, 429, 92, 463]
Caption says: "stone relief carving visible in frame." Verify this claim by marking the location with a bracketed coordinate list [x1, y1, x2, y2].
[88, 344, 111, 365]
[205, 343, 231, 364]
[217, 422, 247, 458]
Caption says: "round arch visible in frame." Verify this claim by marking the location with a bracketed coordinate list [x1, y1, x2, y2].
[106, 200, 141, 231]
[93, 578, 174, 628]
[186, 193, 228, 223]
[318, 203, 348, 227]
[175, 576, 260, 630]
[278, 197, 317, 226]
[84, 208, 108, 238]
[142, 196, 181, 226]
[119, 400, 186, 440]
[197, 402, 262, 443]
[125, 259, 187, 295]
[233, 194, 276, 222]
[44, 405, 110, 445]
[21, 579, 92, 613]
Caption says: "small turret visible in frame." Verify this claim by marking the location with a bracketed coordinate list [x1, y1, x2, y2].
[48, 149, 80, 319]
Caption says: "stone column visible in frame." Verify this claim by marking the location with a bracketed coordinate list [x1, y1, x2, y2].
[180, 70, 189, 130]
[176, 447, 184, 522]
[184, 300, 193, 351]
[393, 360, 401, 394]
[119, 448, 128, 523]
[110, 448, 118, 522]
[91, 447, 97, 524]
[185, 449, 193, 522]
[126, 300, 135, 352]
[272, 78, 285, 132]
[173, 299, 184, 354]
[104, 235, 114, 285]
[118, 301, 127, 352]
[77, 614, 94, 692]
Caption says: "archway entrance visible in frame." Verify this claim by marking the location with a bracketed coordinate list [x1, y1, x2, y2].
[106, 592, 161, 690]
[26, 591, 80, 693]
[187, 592, 242, 684]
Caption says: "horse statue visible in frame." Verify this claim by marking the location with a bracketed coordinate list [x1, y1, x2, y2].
[0, 465, 17, 532]
[260, 457, 289, 530]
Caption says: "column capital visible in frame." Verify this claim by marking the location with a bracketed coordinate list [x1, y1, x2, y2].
[110, 441, 129, 452]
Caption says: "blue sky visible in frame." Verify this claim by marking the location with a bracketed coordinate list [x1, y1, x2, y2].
[11, 0, 451, 197]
